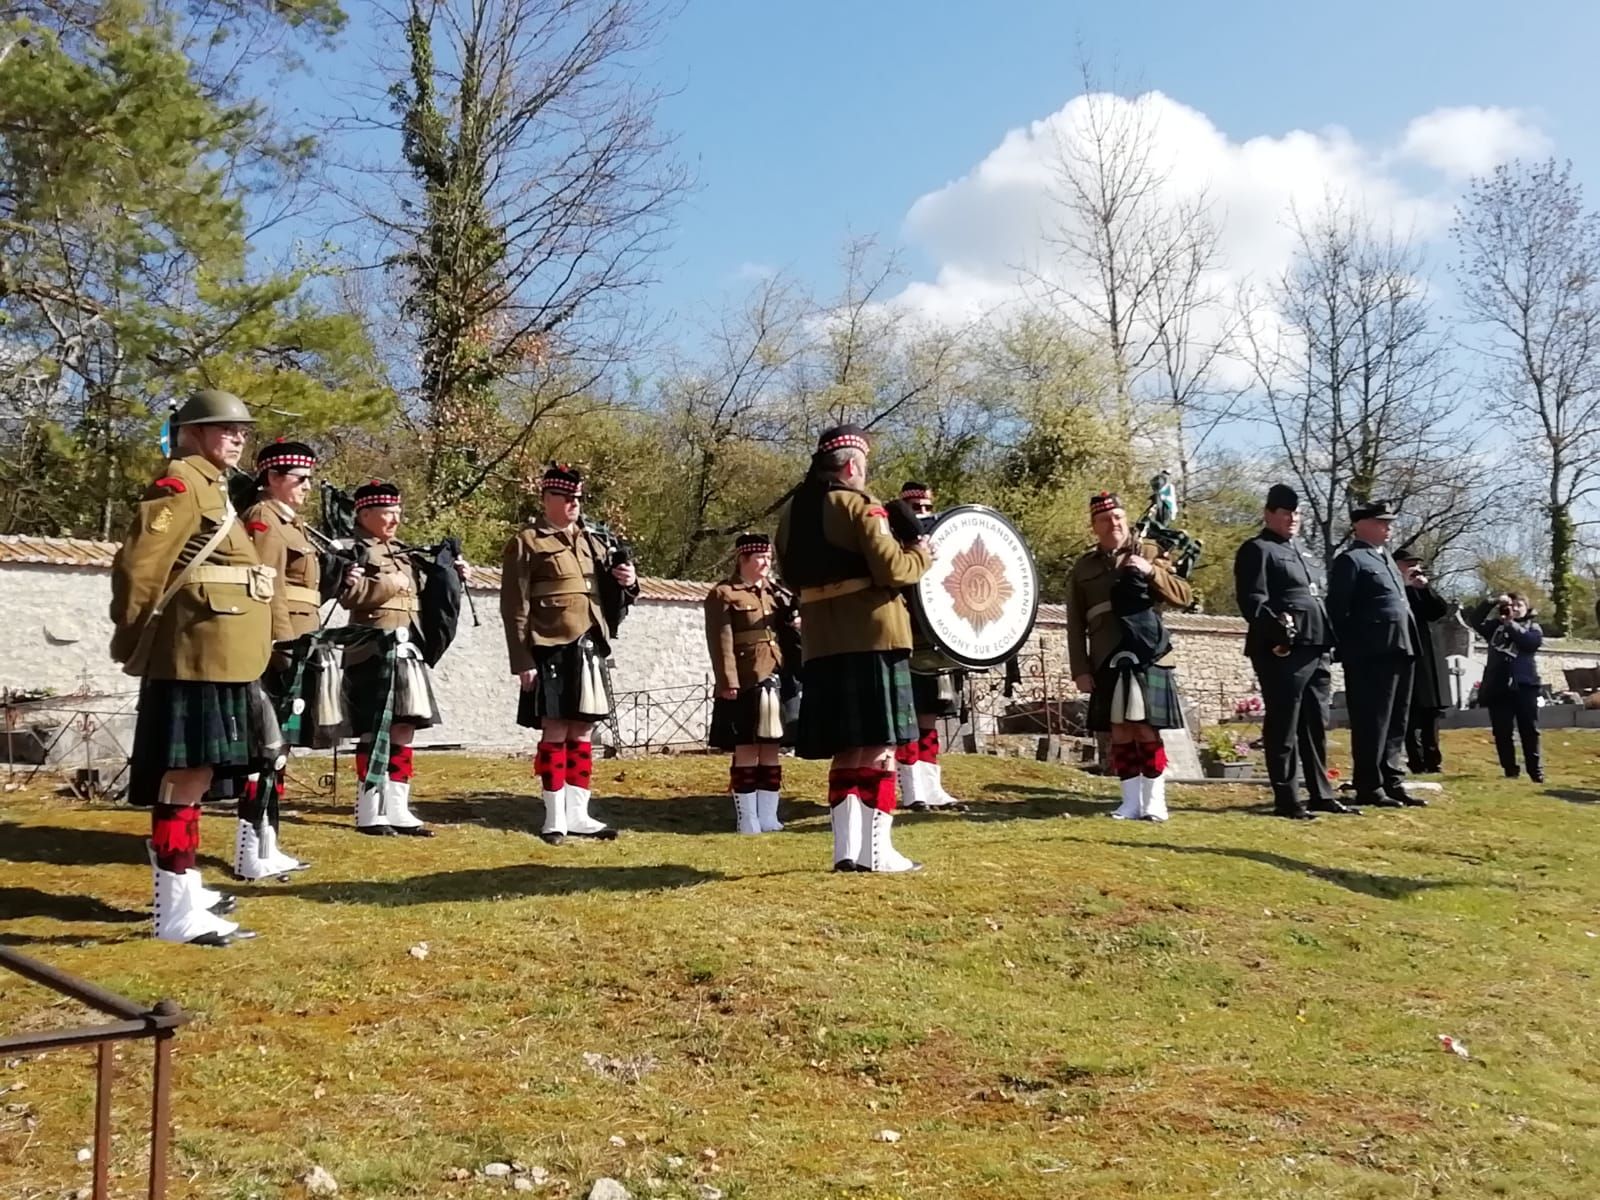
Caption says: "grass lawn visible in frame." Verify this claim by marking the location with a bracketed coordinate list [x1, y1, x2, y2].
[2, 729, 1598, 1199]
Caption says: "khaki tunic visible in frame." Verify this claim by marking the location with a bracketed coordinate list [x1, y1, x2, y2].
[704, 578, 790, 691]
[1065, 538, 1193, 679]
[109, 454, 273, 682]
[499, 519, 608, 675]
[340, 537, 421, 662]
[244, 499, 322, 640]
[775, 486, 930, 661]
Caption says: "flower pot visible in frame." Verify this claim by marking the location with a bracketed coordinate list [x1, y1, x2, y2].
[1205, 760, 1252, 780]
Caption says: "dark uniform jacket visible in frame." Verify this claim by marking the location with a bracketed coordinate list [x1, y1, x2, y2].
[499, 518, 615, 675]
[704, 577, 794, 691]
[1406, 585, 1454, 709]
[244, 498, 322, 641]
[1233, 528, 1332, 657]
[109, 453, 273, 682]
[1065, 539, 1192, 679]
[774, 480, 930, 661]
[1327, 540, 1418, 660]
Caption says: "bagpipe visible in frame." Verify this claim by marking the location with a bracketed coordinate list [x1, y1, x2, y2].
[1131, 470, 1203, 582]
[575, 516, 637, 641]
[224, 470, 477, 667]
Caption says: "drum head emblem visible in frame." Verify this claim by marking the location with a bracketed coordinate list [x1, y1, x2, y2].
[913, 506, 1038, 670]
[942, 536, 1015, 633]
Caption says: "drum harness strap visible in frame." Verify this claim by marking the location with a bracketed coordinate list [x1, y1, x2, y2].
[798, 576, 874, 604]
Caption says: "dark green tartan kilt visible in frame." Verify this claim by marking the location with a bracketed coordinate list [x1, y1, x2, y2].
[1087, 662, 1183, 732]
[795, 650, 919, 760]
[345, 652, 440, 736]
[708, 676, 792, 750]
[127, 679, 254, 807]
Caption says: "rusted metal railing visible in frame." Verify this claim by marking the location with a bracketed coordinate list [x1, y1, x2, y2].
[0, 947, 187, 1199]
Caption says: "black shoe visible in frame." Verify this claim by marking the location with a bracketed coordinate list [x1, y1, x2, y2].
[207, 893, 238, 915]
[392, 825, 434, 837]
[1362, 794, 1404, 808]
[833, 860, 860, 873]
[1504, 768, 1521, 780]
[1530, 772, 1545, 783]
[1310, 799, 1361, 815]
[1276, 807, 1317, 821]
[1400, 794, 1428, 807]
[539, 831, 567, 846]
[357, 824, 397, 836]
[568, 827, 619, 841]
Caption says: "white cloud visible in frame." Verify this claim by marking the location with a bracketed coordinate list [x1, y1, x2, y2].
[1396, 106, 1552, 180]
[890, 92, 1547, 331]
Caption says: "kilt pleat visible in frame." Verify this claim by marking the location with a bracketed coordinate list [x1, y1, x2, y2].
[795, 650, 919, 760]
[911, 670, 962, 719]
[708, 676, 790, 750]
[345, 652, 440, 735]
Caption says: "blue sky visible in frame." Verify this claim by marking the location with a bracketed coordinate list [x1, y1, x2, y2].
[638, 0, 1600, 319]
[286, 0, 1600, 326]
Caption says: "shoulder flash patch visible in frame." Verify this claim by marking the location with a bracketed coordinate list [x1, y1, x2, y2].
[246, 520, 270, 534]
[867, 506, 887, 518]
[153, 476, 186, 495]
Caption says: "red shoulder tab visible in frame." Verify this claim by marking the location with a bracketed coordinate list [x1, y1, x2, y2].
[246, 520, 270, 534]
[153, 477, 186, 495]
[866, 506, 887, 518]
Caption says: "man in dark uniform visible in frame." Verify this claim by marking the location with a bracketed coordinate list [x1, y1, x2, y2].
[1233, 484, 1351, 819]
[1327, 498, 1423, 809]
[1394, 549, 1454, 774]
[775, 425, 931, 872]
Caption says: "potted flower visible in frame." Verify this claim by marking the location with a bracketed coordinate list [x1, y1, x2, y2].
[1201, 728, 1255, 779]
[1232, 694, 1264, 720]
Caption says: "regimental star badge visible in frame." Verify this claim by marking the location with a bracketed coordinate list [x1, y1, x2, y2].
[942, 535, 1013, 632]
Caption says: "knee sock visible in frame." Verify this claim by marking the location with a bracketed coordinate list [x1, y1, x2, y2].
[893, 741, 918, 767]
[756, 764, 782, 793]
[151, 803, 201, 873]
[1109, 741, 1141, 780]
[535, 741, 567, 793]
[387, 744, 415, 783]
[730, 764, 760, 794]
[238, 773, 265, 828]
[865, 767, 897, 813]
[918, 727, 940, 764]
[354, 742, 372, 787]
[1141, 742, 1168, 779]
[565, 740, 593, 791]
[826, 767, 852, 807]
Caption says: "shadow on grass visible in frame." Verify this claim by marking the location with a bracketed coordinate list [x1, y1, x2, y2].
[0, 885, 146, 946]
[948, 783, 1122, 821]
[0, 821, 151, 866]
[270, 861, 727, 906]
[408, 790, 832, 836]
[1545, 788, 1600, 806]
[1054, 835, 1467, 900]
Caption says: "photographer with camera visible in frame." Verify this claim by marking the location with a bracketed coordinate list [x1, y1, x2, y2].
[1474, 592, 1545, 782]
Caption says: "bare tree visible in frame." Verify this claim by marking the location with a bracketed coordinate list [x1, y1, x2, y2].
[1246, 202, 1504, 572]
[1028, 65, 1232, 495]
[1454, 158, 1600, 634]
[343, 0, 689, 516]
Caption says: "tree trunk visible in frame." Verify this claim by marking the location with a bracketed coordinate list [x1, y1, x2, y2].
[1550, 501, 1574, 636]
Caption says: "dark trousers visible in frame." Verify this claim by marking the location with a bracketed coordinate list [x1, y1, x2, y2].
[1489, 689, 1542, 778]
[1251, 648, 1335, 810]
[1405, 707, 1443, 773]
[1344, 654, 1413, 799]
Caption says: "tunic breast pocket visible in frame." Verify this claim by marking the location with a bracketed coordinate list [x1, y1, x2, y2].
[197, 584, 247, 616]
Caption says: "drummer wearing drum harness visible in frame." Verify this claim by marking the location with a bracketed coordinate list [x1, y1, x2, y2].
[893, 482, 965, 811]
[1066, 491, 1193, 821]
[775, 425, 931, 873]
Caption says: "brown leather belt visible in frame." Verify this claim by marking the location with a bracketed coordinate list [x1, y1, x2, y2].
[284, 584, 321, 607]
[377, 596, 419, 614]
[798, 577, 873, 604]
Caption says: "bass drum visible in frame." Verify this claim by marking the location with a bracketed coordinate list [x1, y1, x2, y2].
[908, 505, 1039, 674]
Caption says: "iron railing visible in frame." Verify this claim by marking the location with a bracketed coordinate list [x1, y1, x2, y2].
[0, 947, 187, 1199]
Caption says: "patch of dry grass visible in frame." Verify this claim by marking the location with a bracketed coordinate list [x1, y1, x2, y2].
[2, 729, 1599, 1198]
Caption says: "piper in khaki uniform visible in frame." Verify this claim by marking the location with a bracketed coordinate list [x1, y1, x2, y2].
[111, 389, 272, 946]
[501, 464, 639, 844]
[775, 425, 931, 873]
[1066, 491, 1193, 822]
[894, 481, 966, 811]
[704, 532, 798, 834]
[233, 438, 323, 879]
[338, 480, 442, 836]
